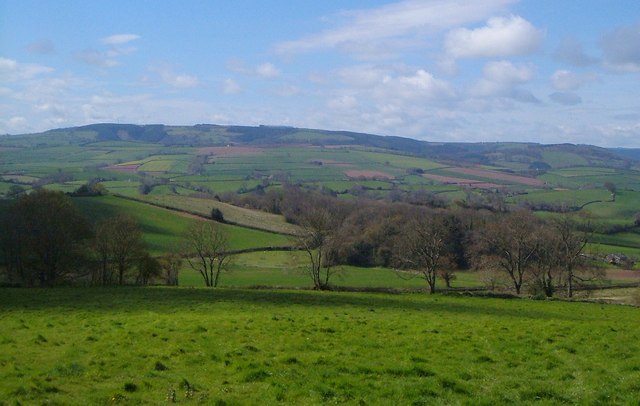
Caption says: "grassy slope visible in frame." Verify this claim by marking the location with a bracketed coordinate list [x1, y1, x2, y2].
[73, 195, 291, 254]
[139, 194, 299, 235]
[1, 288, 639, 405]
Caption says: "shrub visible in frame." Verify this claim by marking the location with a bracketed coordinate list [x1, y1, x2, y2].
[211, 208, 224, 222]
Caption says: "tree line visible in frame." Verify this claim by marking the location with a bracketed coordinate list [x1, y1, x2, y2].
[0, 190, 177, 287]
[0, 189, 238, 289]
[1, 187, 598, 297]
[280, 187, 597, 297]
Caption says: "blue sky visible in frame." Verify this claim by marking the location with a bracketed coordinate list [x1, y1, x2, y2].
[1, 0, 640, 147]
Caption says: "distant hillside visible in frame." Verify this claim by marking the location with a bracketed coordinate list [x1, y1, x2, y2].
[8, 123, 632, 171]
[609, 148, 640, 162]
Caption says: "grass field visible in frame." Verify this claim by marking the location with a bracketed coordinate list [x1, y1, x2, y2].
[1, 287, 639, 405]
[179, 250, 484, 290]
[73, 196, 292, 254]
[139, 195, 299, 235]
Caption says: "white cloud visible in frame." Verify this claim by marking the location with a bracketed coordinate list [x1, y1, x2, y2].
[275, 0, 514, 56]
[256, 62, 280, 78]
[223, 78, 241, 95]
[378, 69, 456, 101]
[0, 57, 54, 82]
[328, 95, 358, 110]
[75, 50, 120, 68]
[484, 60, 534, 83]
[601, 22, 640, 72]
[228, 60, 281, 78]
[102, 34, 140, 45]
[550, 70, 598, 91]
[76, 34, 140, 68]
[8, 116, 27, 128]
[445, 15, 543, 58]
[470, 60, 537, 102]
[337, 64, 399, 88]
[148, 66, 200, 88]
[167, 74, 199, 88]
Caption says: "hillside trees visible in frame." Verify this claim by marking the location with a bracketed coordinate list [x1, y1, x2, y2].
[137, 253, 162, 286]
[159, 252, 182, 286]
[476, 210, 540, 294]
[94, 214, 147, 285]
[182, 221, 230, 287]
[549, 215, 591, 297]
[0, 190, 92, 286]
[394, 210, 449, 294]
[292, 195, 348, 290]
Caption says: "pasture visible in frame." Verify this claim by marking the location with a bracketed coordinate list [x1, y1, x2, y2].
[138, 194, 299, 235]
[1, 288, 639, 405]
[73, 195, 292, 254]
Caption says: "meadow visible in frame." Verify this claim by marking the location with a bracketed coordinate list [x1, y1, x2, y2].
[1, 287, 639, 405]
[73, 195, 292, 254]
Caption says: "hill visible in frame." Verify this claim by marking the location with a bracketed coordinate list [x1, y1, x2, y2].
[5, 123, 635, 169]
[2, 123, 640, 261]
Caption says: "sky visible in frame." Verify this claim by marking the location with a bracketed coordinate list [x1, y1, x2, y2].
[1, 0, 640, 147]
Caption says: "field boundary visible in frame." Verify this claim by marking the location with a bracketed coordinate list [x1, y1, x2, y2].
[112, 193, 298, 237]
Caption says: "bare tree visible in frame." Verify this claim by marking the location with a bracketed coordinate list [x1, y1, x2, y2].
[297, 206, 338, 290]
[294, 197, 346, 290]
[94, 220, 114, 285]
[532, 226, 561, 297]
[159, 252, 182, 286]
[395, 211, 448, 294]
[476, 210, 540, 294]
[94, 214, 146, 285]
[182, 221, 230, 287]
[549, 215, 590, 298]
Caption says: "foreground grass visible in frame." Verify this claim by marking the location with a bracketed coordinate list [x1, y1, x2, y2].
[1, 288, 639, 405]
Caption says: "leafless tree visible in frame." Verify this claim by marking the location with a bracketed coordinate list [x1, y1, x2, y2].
[94, 214, 146, 285]
[294, 197, 346, 290]
[395, 211, 448, 294]
[159, 252, 182, 286]
[532, 226, 562, 297]
[549, 215, 590, 298]
[182, 221, 230, 287]
[476, 210, 540, 294]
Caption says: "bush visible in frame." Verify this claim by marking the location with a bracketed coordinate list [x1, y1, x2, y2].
[211, 208, 224, 222]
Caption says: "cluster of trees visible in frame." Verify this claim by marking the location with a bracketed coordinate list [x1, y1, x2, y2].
[0, 190, 177, 287]
[281, 187, 595, 296]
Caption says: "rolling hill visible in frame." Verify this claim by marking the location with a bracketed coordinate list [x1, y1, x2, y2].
[2, 123, 640, 261]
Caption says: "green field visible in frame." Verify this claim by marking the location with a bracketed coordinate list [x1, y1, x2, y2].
[1, 288, 639, 405]
[178, 250, 484, 290]
[73, 196, 292, 254]
[139, 195, 299, 235]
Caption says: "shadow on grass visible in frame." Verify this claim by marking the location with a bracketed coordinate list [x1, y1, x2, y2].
[0, 286, 599, 322]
